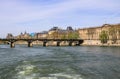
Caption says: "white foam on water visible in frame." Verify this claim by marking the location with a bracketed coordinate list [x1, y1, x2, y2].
[50, 73, 83, 79]
[14, 61, 83, 79]
[14, 61, 40, 79]
[39, 77, 57, 79]
[38, 73, 83, 79]
[17, 65, 35, 75]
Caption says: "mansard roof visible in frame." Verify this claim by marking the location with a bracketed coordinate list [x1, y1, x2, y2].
[49, 27, 61, 31]
[66, 26, 73, 31]
[37, 31, 48, 34]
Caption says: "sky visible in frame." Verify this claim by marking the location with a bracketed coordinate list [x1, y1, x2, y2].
[0, 0, 120, 38]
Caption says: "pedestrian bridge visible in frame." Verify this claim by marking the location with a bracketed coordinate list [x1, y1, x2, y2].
[0, 39, 84, 48]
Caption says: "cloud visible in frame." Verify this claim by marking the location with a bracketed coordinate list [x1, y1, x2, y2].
[0, 0, 120, 37]
[0, 0, 119, 20]
[0, 0, 119, 23]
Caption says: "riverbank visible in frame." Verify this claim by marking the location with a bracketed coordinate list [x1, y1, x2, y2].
[81, 44, 120, 47]
[81, 40, 120, 47]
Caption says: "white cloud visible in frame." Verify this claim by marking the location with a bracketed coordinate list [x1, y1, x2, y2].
[0, 0, 119, 23]
[0, 0, 120, 37]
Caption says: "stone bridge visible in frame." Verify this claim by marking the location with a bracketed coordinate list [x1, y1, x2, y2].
[0, 39, 84, 48]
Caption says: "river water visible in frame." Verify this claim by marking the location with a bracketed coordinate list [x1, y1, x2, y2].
[0, 45, 120, 79]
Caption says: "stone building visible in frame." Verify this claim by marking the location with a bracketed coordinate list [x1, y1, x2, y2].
[78, 27, 102, 40]
[36, 31, 48, 39]
[48, 26, 76, 39]
[14, 31, 30, 39]
[78, 24, 120, 45]
[6, 33, 14, 39]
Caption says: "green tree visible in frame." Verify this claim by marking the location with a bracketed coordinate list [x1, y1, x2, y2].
[61, 34, 67, 39]
[99, 30, 109, 44]
[67, 31, 79, 39]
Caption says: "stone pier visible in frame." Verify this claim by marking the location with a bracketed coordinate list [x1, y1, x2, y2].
[28, 42, 33, 47]
[10, 42, 15, 48]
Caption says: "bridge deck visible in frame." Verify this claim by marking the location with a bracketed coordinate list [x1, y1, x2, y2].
[0, 39, 83, 41]
[0, 39, 84, 48]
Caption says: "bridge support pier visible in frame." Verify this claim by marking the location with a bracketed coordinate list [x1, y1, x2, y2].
[57, 41, 61, 46]
[69, 41, 73, 46]
[28, 42, 33, 47]
[10, 42, 15, 48]
[43, 41, 47, 47]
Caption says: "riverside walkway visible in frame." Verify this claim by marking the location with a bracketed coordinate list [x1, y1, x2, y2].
[0, 39, 83, 48]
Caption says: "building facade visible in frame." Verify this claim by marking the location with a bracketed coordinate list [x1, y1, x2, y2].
[78, 24, 120, 45]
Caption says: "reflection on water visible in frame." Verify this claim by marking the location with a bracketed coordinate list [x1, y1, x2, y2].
[0, 45, 120, 79]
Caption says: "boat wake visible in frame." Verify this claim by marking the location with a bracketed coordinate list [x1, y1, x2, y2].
[14, 61, 83, 79]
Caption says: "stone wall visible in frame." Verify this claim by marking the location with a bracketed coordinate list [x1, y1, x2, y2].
[81, 40, 101, 45]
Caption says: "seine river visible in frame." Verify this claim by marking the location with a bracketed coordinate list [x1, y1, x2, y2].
[0, 45, 120, 79]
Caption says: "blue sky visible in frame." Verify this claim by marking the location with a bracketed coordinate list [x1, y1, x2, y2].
[0, 0, 120, 37]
